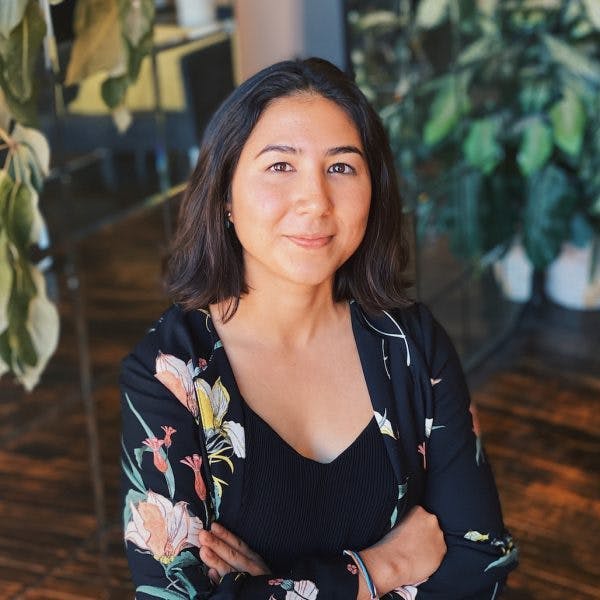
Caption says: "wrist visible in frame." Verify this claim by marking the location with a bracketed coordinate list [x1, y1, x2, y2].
[345, 549, 378, 599]
[359, 546, 406, 595]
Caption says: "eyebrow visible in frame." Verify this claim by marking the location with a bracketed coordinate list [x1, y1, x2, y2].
[255, 144, 365, 159]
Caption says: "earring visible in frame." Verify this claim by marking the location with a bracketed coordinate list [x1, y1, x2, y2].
[225, 210, 231, 229]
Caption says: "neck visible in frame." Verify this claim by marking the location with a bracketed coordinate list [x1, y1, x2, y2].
[213, 279, 347, 349]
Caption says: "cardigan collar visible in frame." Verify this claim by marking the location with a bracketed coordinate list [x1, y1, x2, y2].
[186, 302, 428, 528]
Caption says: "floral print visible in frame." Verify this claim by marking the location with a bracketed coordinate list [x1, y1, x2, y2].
[125, 490, 203, 565]
[143, 437, 168, 473]
[375, 409, 396, 438]
[268, 579, 319, 600]
[155, 351, 198, 417]
[121, 301, 517, 599]
[180, 454, 207, 501]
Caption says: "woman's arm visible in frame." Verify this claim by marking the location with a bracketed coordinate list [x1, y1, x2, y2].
[120, 313, 360, 600]
[201, 506, 446, 599]
[407, 304, 518, 599]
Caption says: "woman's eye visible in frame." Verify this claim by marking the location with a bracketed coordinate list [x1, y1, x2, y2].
[328, 163, 356, 175]
[270, 162, 293, 172]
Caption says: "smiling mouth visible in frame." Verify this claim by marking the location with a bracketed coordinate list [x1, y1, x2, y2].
[286, 235, 333, 249]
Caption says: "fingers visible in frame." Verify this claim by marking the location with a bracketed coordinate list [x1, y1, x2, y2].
[211, 522, 262, 562]
[199, 525, 270, 578]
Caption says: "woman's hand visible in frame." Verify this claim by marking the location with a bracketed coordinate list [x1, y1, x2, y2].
[199, 522, 271, 584]
[359, 505, 446, 596]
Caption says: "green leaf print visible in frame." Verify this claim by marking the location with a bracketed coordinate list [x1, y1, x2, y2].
[166, 550, 201, 573]
[123, 488, 147, 529]
[135, 586, 188, 599]
[121, 437, 145, 492]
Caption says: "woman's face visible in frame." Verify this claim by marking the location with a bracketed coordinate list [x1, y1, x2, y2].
[229, 93, 372, 292]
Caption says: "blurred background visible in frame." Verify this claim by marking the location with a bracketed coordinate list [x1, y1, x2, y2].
[0, 0, 598, 598]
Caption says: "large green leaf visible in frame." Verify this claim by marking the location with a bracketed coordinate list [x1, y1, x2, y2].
[570, 212, 595, 247]
[416, 0, 451, 29]
[582, 0, 600, 30]
[449, 169, 483, 260]
[0, 329, 10, 378]
[5, 180, 35, 251]
[519, 80, 552, 113]
[119, 0, 154, 46]
[517, 117, 554, 176]
[16, 265, 59, 390]
[543, 33, 600, 85]
[0, 230, 12, 334]
[101, 74, 128, 109]
[11, 124, 50, 193]
[0, 168, 13, 226]
[523, 165, 577, 268]
[7, 262, 38, 373]
[65, 0, 125, 86]
[0, 0, 28, 38]
[457, 36, 497, 66]
[424, 76, 470, 146]
[0, 1, 46, 102]
[550, 88, 586, 157]
[463, 118, 503, 174]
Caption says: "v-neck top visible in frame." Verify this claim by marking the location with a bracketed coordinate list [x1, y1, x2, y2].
[235, 402, 397, 572]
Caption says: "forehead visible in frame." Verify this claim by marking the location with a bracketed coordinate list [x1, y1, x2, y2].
[244, 93, 364, 148]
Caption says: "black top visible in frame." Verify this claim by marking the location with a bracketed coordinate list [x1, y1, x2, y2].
[236, 403, 398, 572]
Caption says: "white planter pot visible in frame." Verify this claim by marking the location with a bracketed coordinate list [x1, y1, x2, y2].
[492, 240, 534, 302]
[175, 0, 215, 28]
[545, 242, 600, 310]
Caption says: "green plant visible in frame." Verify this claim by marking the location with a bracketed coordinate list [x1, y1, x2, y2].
[349, 0, 600, 270]
[0, 0, 155, 390]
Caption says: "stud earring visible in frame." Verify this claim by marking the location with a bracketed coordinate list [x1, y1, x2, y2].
[225, 210, 232, 229]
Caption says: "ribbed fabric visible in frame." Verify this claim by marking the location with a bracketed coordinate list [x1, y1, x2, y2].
[234, 403, 397, 572]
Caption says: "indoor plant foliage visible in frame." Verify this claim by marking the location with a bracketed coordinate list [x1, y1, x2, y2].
[349, 0, 600, 290]
[0, 0, 155, 390]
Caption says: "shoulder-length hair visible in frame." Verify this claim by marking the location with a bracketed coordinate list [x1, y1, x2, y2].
[166, 57, 411, 319]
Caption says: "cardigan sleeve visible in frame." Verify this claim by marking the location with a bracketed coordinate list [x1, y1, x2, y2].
[120, 311, 359, 600]
[399, 303, 518, 600]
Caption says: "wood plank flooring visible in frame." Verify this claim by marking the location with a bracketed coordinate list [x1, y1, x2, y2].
[0, 206, 598, 599]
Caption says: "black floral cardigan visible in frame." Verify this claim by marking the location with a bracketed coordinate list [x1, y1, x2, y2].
[120, 301, 518, 599]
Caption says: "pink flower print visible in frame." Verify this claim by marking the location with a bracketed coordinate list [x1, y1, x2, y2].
[346, 563, 358, 575]
[124, 490, 203, 564]
[143, 437, 168, 473]
[418, 442, 427, 470]
[155, 351, 198, 417]
[161, 425, 176, 448]
[181, 454, 207, 501]
[469, 403, 482, 437]
[199, 357, 208, 370]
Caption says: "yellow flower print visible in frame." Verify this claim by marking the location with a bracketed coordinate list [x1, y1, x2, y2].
[464, 530, 490, 542]
[374, 410, 396, 438]
[195, 377, 245, 458]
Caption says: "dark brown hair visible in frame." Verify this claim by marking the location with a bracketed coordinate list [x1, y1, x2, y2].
[166, 57, 411, 319]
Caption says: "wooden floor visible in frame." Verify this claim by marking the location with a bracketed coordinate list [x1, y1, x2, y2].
[0, 205, 598, 599]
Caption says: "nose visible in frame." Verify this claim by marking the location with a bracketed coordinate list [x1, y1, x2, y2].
[294, 169, 332, 216]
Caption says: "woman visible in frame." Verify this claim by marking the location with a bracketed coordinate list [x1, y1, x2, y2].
[120, 58, 517, 599]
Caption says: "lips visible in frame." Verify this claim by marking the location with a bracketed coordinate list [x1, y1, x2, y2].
[286, 234, 333, 248]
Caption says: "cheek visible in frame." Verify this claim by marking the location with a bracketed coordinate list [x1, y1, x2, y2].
[232, 179, 288, 223]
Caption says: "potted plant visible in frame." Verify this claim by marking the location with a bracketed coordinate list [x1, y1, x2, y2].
[348, 0, 600, 308]
[0, 0, 155, 390]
